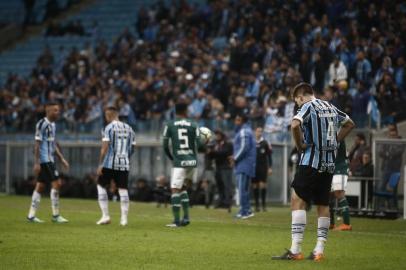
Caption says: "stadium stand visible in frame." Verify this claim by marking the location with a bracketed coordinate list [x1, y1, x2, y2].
[0, 0, 405, 139]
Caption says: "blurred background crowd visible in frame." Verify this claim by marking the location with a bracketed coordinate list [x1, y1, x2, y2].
[1, 0, 406, 141]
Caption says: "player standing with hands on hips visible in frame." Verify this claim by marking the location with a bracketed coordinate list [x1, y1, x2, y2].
[273, 83, 354, 261]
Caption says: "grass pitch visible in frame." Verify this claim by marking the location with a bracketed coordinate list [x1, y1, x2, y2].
[0, 195, 405, 270]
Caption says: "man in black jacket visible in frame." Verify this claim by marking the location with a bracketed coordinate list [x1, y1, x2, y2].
[208, 130, 234, 211]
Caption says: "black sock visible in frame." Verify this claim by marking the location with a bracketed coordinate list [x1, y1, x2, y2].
[261, 188, 266, 208]
[253, 188, 259, 209]
[329, 199, 335, 225]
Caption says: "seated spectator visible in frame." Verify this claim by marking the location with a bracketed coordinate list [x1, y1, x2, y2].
[133, 178, 153, 202]
[153, 175, 170, 208]
[349, 133, 369, 174]
[353, 152, 374, 208]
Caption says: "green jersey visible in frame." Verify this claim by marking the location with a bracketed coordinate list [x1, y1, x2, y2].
[163, 118, 200, 168]
[334, 141, 349, 175]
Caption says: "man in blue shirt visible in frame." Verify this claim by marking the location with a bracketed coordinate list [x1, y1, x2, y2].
[273, 83, 354, 261]
[27, 102, 70, 223]
[229, 113, 256, 219]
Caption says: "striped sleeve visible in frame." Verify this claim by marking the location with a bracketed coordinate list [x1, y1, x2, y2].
[293, 102, 312, 124]
[102, 125, 112, 142]
[332, 105, 350, 124]
[130, 127, 137, 145]
[34, 120, 44, 141]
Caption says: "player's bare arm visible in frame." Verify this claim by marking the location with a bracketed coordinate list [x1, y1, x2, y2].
[97, 141, 109, 175]
[337, 118, 355, 142]
[55, 142, 69, 171]
[291, 119, 308, 151]
[33, 140, 41, 175]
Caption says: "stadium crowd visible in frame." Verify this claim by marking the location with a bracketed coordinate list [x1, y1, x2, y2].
[1, 0, 406, 141]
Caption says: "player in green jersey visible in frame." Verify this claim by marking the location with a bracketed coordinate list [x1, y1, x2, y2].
[163, 102, 201, 227]
[329, 141, 352, 231]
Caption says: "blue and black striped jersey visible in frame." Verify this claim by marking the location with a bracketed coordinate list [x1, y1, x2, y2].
[293, 99, 349, 173]
[35, 117, 56, 163]
[102, 120, 136, 171]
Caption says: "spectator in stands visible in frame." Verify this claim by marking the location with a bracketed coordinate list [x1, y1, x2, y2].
[348, 133, 369, 174]
[378, 123, 405, 192]
[328, 55, 347, 87]
[133, 178, 153, 202]
[352, 152, 374, 208]
[351, 81, 370, 128]
[2, 0, 406, 136]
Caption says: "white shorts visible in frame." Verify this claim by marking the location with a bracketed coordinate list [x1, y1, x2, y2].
[331, 174, 348, 192]
[171, 167, 196, 189]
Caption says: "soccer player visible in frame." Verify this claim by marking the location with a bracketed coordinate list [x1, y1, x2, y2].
[96, 106, 136, 226]
[329, 141, 352, 231]
[273, 82, 355, 261]
[163, 102, 201, 227]
[252, 127, 272, 212]
[27, 102, 70, 223]
[229, 113, 256, 219]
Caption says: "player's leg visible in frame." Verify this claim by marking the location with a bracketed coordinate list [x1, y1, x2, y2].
[273, 166, 312, 260]
[329, 192, 336, 229]
[332, 175, 351, 230]
[27, 180, 45, 222]
[167, 168, 184, 227]
[179, 168, 195, 226]
[308, 172, 334, 261]
[50, 178, 68, 223]
[259, 181, 267, 211]
[252, 181, 260, 212]
[96, 169, 111, 225]
[117, 171, 130, 226]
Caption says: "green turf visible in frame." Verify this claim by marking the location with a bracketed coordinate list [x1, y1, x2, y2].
[0, 195, 405, 270]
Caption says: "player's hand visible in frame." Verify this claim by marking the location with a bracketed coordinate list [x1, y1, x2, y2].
[228, 156, 235, 167]
[61, 159, 70, 172]
[297, 143, 311, 151]
[96, 166, 103, 176]
[268, 168, 273, 176]
[33, 164, 40, 176]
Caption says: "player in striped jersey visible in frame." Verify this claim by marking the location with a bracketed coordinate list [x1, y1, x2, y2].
[27, 102, 70, 223]
[273, 83, 355, 261]
[96, 107, 136, 226]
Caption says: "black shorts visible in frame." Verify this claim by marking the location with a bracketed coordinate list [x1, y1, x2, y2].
[252, 168, 268, 183]
[38, 162, 59, 183]
[98, 168, 129, 189]
[291, 165, 333, 206]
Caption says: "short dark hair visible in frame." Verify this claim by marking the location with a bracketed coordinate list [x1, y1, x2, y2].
[291, 82, 314, 98]
[45, 101, 59, 107]
[356, 132, 366, 141]
[235, 112, 248, 123]
[105, 106, 118, 112]
[175, 102, 188, 115]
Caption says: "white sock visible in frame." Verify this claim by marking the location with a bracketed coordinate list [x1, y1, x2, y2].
[50, 188, 60, 216]
[290, 210, 306, 254]
[28, 190, 41, 218]
[118, 188, 129, 221]
[97, 185, 109, 218]
[314, 217, 330, 254]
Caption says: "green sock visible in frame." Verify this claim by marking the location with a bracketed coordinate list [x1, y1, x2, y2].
[180, 191, 189, 220]
[171, 194, 181, 224]
[338, 197, 350, 225]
